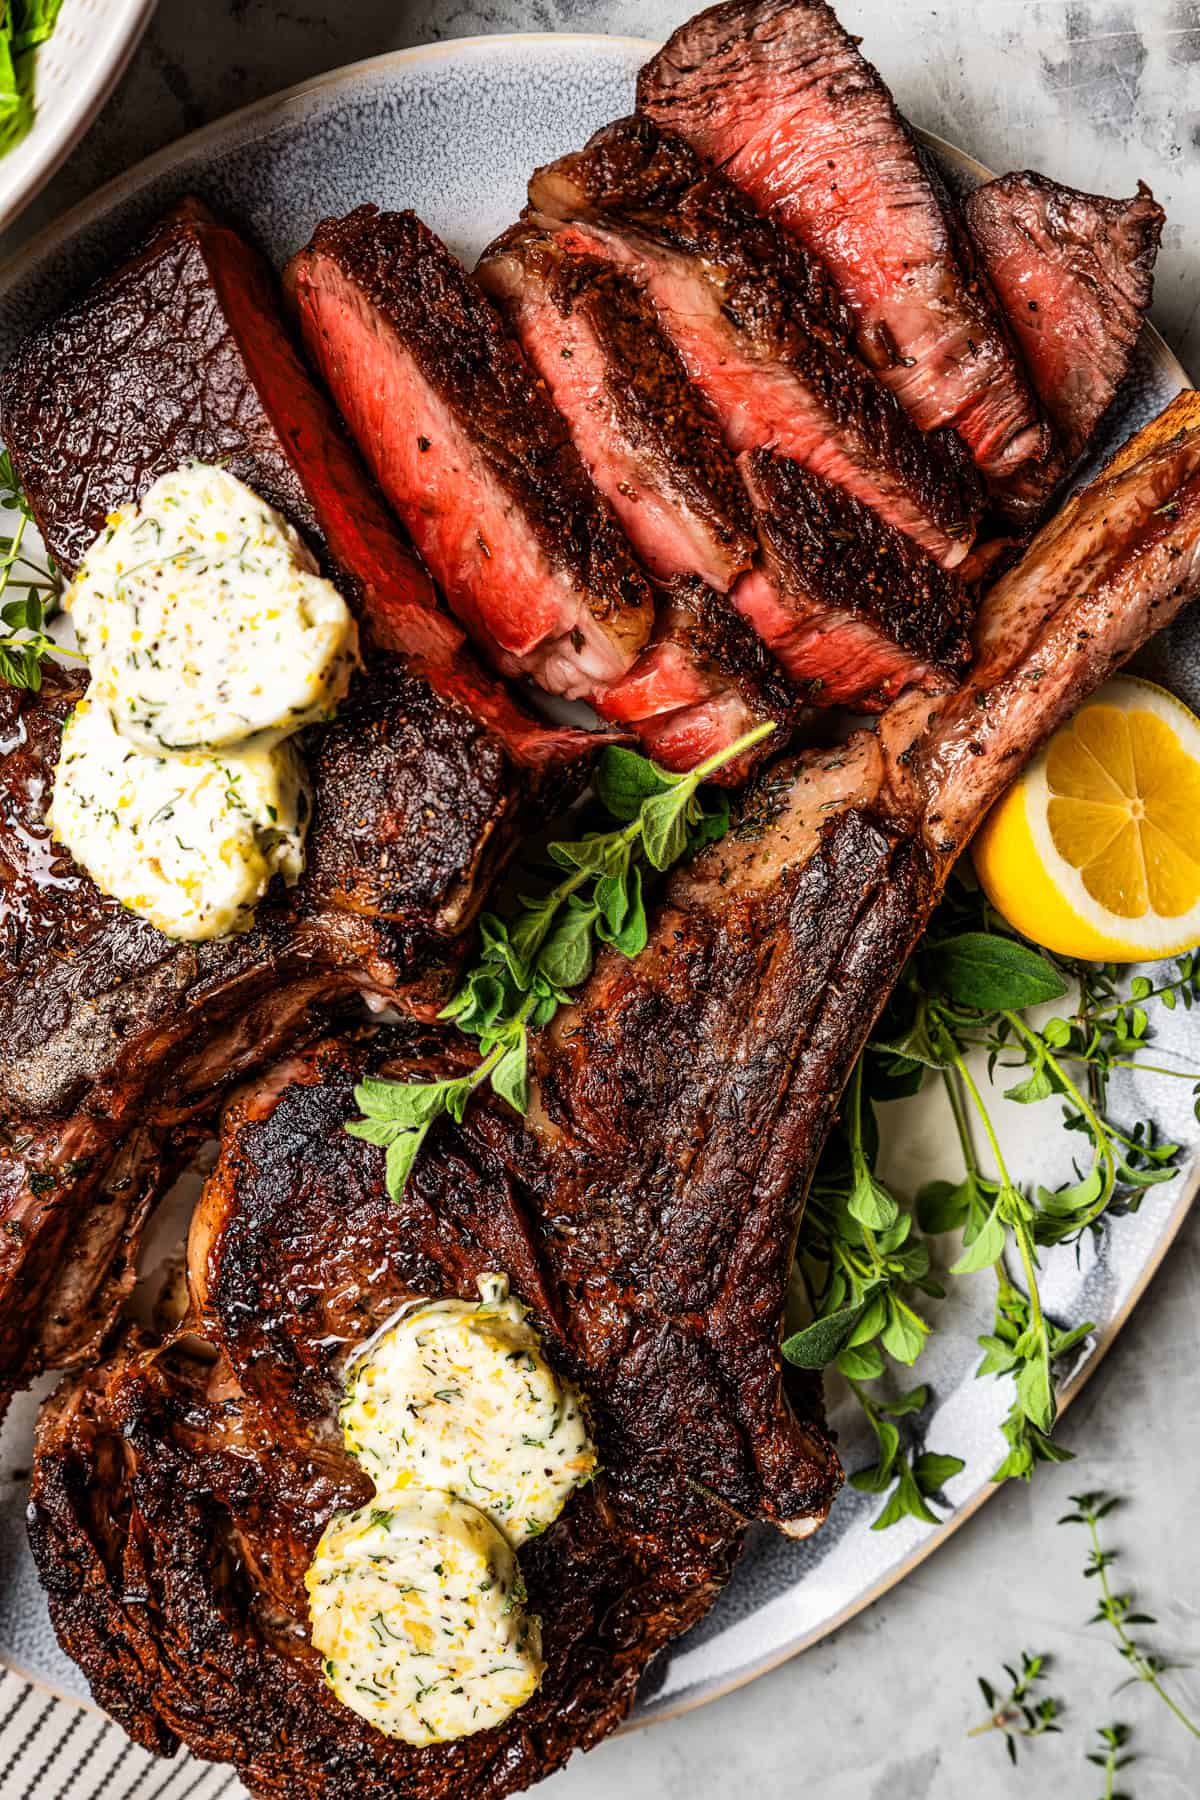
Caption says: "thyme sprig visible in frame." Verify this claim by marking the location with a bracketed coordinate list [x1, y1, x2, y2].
[1060, 1491, 1200, 1740]
[1088, 1723, 1135, 1800]
[347, 723, 775, 1199]
[0, 451, 72, 689]
[968, 1651, 1063, 1764]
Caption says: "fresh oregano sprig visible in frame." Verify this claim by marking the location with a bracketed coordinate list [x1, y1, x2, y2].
[786, 869, 1198, 1521]
[968, 1651, 1063, 1764]
[346, 722, 775, 1198]
[1060, 1491, 1200, 1741]
[785, 1059, 962, 1527]
[842, 1379, 964, 1531]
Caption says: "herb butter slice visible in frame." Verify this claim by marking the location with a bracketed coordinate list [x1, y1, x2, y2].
[305, 1491, 542, 1745]
[341, 1274, 596, 1548]
[70, 463, 359, 754]
[49, 692, 310, 941]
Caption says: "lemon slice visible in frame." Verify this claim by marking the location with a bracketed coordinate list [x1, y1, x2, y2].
[971, 675, 1200, 961]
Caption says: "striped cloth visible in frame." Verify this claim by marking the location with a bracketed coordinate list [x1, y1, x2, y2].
[0, 1671, 248, 1800]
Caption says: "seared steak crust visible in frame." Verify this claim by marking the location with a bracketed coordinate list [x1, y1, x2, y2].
[27, 393, 1200, 1798]
[965, 172, 1164, 464]
[0, 197, 580, 769]
[892, 393, 1200, 853]
[478, 219, 757, 593]
[533, 112, 856, 344]
[31, 1330, 742, 1796]
[637, 0, 1052, 507]
[287, 206, 655, 698]
[529, 117, 982, 568]
[476, 221, 793, 772]
[1, 196, 319, 579]
[198, 792, 905, 1537]
[0, 648, 527, 1402]
[735, 449, 973, 707]
[594, 576, 803, 777]
[0, 670, 510, 1123]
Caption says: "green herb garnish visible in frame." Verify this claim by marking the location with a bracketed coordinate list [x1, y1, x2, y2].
[789, 871, 1199, 1522]
[0, 2, 65, 158]
[0, 450, 73, 688]
[346, 723, 775, 1198]
[1060, 1491, 1200, 1740]
[1088, 1723, 1135, 1800]
[968, 1650, 1063, 1764]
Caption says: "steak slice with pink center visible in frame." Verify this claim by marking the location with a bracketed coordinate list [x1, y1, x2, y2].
[733, 451, 973, 710]
[286, 206, 654, 702]
[528, 116, 982, 570]
[477, 220, 791, 775]
[477, 218, 756, 595]
[638, 0, 1053, 509]
[593, 577, 802, 778]
[965, 172, 1164, 466]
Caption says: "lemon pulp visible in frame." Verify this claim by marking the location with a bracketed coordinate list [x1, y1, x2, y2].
[972, 676, 1200, 961]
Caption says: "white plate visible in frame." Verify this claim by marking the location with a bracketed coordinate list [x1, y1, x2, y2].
[0, 0, 155, 234]
[0, 29, 1195, 1737]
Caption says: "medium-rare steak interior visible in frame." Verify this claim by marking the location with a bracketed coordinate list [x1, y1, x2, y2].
[477, 219, 757, 595]
[28, 391, 1200, 1799]
[286, 205, 655, 701]
[590, 575, 801, 777]
[476, 220, 796, 766]
[965, 172, 1164, 464]
[638, 0, 1054, 509]
[734, 449, 973, 707]
[528, 116, 983, 572]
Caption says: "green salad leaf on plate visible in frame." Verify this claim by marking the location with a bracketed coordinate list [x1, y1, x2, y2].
[0, 0, 65, 156]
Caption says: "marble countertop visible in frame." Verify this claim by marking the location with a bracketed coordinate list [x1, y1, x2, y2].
[3, 4, 1198, 1797]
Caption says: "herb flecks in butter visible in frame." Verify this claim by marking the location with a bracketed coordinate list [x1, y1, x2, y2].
[48, 694, 310, 941]
[305, 1491, 542, 1746]
[341, 1274, 596, 1547]
[69, 463, 359, 754]
[308, 1274, 595, 1744]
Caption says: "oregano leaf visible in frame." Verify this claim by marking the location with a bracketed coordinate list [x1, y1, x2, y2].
[781, 1278, 888, 1369]
[924, 932, 1068, 1011]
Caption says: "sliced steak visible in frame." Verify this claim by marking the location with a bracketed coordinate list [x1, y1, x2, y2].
[733, 451, 972, 708]
[528, 116, 982, 571]
[0, 199, 586, 1408]
[593, 576, 801, 776]
[965, 172, 1164, 464]
[30, 392, 1200, 1799]
[476, 222, 792, 772]
[1, 197, 581, 770]
[477, 219, 756, 593]
[638, 0, 1053, 506]
[286, 206, 655, 700]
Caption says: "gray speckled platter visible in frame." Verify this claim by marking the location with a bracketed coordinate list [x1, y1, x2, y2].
[0, 29, 1196, 1738]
